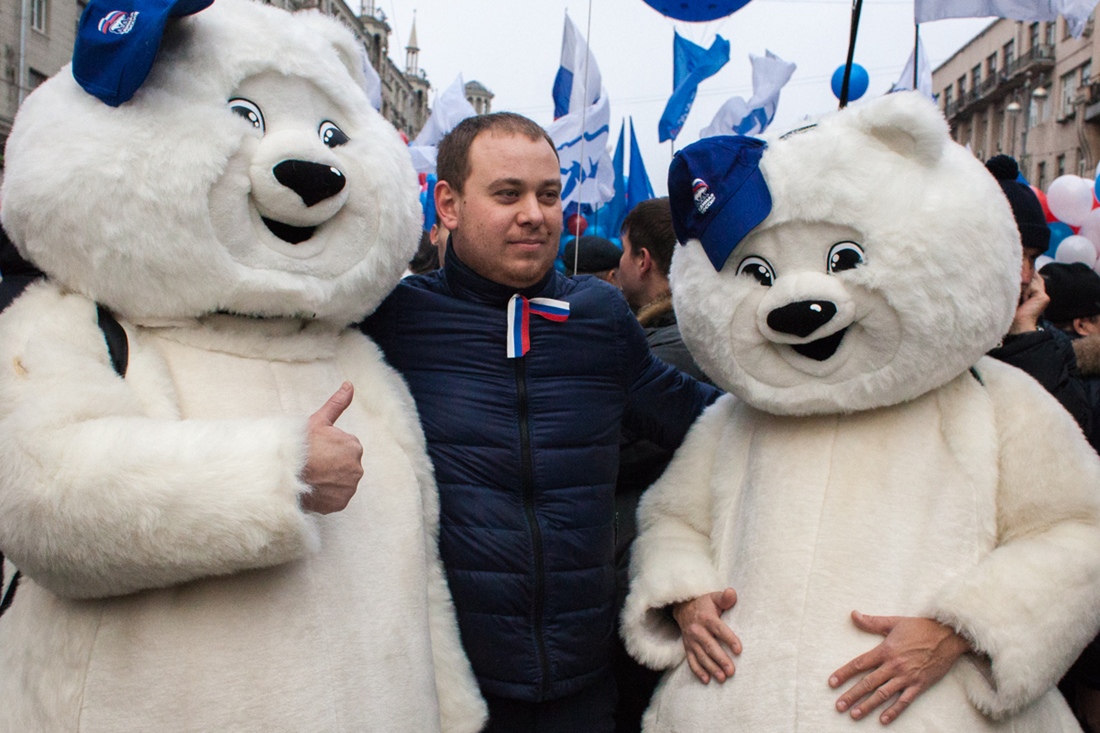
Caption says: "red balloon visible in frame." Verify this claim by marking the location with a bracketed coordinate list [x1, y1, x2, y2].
[566, 214, 589, 236]
[1032, 186, 1057, 223]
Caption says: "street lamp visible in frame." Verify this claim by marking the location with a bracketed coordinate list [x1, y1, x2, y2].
[1006, 99, 1021, 157]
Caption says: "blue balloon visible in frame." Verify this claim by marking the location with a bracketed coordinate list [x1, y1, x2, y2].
[1094, 174, 1100, 205]
[1048, 221, 1074, 256]
[831, 63, 869, 102]
[642, 0, 751, 22]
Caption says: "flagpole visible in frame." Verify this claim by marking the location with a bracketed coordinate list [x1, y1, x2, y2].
[838, 0, 864, 109]
[572, 0, 595, 276]
[914, 24, 920, 90]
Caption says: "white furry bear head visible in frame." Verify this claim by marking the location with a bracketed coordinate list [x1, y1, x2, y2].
[1, 0, 420, 325]
[670, 92, 1021, 416]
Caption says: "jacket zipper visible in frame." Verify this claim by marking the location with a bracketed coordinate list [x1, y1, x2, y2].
[515, 356, 551, 697]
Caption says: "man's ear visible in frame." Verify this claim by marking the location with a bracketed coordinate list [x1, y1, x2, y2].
[436, 180, 460, 231]
[638, 247, 654, 276]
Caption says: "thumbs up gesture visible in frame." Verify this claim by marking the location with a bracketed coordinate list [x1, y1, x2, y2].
[300, 382, 364, 514]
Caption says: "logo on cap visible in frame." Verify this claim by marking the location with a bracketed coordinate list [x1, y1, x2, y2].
[692, 178, 716, 215]
[98, 10, 139, 34]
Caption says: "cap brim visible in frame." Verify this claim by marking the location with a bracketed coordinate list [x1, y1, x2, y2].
[697, 165, 772, 271]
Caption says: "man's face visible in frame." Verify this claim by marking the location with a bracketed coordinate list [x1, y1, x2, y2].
[437, 132, 562, 289]
[1020, 246, 1044, 295]
[618, 231, 645, 310]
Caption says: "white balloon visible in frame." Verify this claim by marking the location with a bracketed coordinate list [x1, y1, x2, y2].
[1055, 235, 1098, 267]
[1036, 254, 1055, 271]
[1079, 207, 1100, 251]
[1047, 175, 1095, 226]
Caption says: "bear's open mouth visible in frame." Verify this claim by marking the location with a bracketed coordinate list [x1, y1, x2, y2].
[262, 217, 316, 244]
[792, 327, 847, 361]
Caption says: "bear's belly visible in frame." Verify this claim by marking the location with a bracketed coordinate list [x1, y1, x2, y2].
[648, 394, 1077, 732]
[72, 328, 442, 733]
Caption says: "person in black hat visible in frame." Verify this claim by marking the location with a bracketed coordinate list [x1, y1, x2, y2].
[563, 235, 622, 283]
[985, 155, 1092, 436]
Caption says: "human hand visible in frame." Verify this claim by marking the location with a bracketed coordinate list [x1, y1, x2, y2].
[671, 588, 742, 684]
[1009, 271, 1050, 334]
[829, 612, 970, 725]
[300, 382, 363, 514]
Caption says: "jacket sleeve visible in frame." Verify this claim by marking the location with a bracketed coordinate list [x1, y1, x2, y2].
[621, 396, 735, 670]
[0, 285, 318, 599]
[336, 332, 487, 733]
[929, 357, 1100, 718]
[620, 298, 722, 451]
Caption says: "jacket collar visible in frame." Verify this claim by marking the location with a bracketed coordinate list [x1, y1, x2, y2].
[444, 244, 560, 307]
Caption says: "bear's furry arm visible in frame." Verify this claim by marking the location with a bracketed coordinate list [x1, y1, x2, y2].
[336, 332, 487, 733]
[0, 284, 317, 599]
[621, 395, 736, 670]
[930, 356, 1100, 718]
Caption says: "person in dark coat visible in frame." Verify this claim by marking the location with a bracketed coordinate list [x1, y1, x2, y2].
[984, 155, 1091, 435]
[361, 112, 720, 733]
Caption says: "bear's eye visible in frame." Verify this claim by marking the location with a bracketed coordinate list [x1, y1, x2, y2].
[228, 98, 265, 133]
[319, 121, 349, 148]
[828, 241, 864, 273]
[735, 256, 775, 286]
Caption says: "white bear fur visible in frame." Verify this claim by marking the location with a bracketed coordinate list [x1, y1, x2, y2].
[0, 2, 485, 731]
[623, 93, 1100, 732]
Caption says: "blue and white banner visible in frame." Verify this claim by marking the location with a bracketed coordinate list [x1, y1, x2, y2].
[627, 117, 654, 207]
[890, 37, 933, 98]
[547, 85, 616, 208]
[915, 0, 1100, 38]
[701, 50, 795, 139]
[658, 32, 730, 143]
[552, 15, 602, 119]
[409, 74, 478, 175]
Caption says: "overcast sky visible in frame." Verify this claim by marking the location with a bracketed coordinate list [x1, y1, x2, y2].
[377, 0, 990, 195]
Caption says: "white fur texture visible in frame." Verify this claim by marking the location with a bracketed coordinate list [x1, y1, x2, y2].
[1, 0, 421, 326]
[672, 92, 1020, 416]
[625, 94, 1100, 732]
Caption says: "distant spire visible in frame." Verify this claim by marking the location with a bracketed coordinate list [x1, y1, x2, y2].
[405, 12, 420, 74]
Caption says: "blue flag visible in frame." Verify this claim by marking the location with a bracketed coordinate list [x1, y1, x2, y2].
[594, 121, 628, 238]
[658, 32, 730, 143]
[628, 118, 655, 209]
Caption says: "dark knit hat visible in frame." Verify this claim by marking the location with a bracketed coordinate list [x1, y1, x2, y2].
[1040, 262, 1100, 322]
[986, 155, 1050, 253]
[563, 236, 622, 276]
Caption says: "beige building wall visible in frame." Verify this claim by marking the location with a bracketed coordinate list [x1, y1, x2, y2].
[933, 15, 1100, 190]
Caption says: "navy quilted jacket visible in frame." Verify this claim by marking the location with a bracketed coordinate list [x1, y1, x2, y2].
[362, 249, 719, 701]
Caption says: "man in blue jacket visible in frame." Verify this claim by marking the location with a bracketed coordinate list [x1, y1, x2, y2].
[362, 112, 719, 732]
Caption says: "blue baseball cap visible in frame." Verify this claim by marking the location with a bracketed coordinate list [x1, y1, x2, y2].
[668, 135, 772, 271]
[72, 0, 214, 107]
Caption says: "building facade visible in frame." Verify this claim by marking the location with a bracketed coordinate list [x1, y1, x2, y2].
[933, 14, 1099, 190]
[0, 0, 431, 172]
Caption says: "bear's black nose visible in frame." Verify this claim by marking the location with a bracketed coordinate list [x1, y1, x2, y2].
[273, 160, 346, 207]
[766, 300, 837, 337]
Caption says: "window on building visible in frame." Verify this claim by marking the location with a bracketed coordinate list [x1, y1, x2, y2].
[1083, 60, 1093, 86]
[30, 0, 47, 33]
[1045, 20, 1056, 48]
[1004, 40, 1015, 70]
[1079, 151, 1090, 177]
[972, 64, 982, 91]
[27, 68, 47, 91]
[958, 75, 967, 99]
[1057, 154, 1067, 176]
[987, 53, 998, 78]
[1062, 69, 1078, 117]
[943, 85, 953, 111]
[1029, 22, 1040, 51]
[1038, 161, 1048, 190]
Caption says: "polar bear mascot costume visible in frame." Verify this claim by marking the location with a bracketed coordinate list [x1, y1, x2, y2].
[0, 0, 486, 730]
[622, 92, 1100, 731]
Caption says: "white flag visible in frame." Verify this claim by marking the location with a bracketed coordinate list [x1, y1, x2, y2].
[890, 37, 933, 98]
[359, 49, 382, 111]
[552, 15, 602, 118]
[701, 51, 796, 139]
[915, 0, 1100, 38]
[546, 91, 615, 207]
[408, 75, 478, 175]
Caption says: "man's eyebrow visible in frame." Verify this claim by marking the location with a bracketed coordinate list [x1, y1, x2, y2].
[487, 177, 525, 189]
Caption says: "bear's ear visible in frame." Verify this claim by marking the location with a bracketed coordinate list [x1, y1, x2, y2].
[850, 92, 948, 166]
[297, 11, 371, 93]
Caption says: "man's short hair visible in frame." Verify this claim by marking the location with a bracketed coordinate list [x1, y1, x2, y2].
[622, 197, 675, 278]
[437, 112, 559, 194]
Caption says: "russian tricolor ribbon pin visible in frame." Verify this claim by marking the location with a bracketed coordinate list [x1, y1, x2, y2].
[506, 294, 570, 358]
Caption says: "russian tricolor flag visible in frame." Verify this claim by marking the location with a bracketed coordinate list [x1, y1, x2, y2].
[507, 295, 571, 359]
